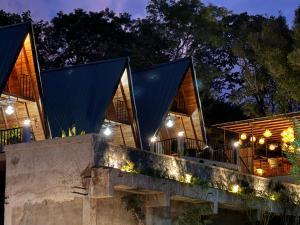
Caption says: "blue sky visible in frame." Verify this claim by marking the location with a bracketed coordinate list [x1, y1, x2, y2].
[0, 0, 299, 25]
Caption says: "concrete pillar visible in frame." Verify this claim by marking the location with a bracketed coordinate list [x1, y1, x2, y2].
[82, 197, 97, 225]
[145, 194, 171, 225]
[89, 169, 114, 198]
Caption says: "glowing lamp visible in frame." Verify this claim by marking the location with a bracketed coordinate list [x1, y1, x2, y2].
[23, 119, 31, 126]
[250, 136, 256, 142]
[256, 168, 264, 176]
[5, 105, 15, 115]
[150, 136, 157, 143]
[165, 115, 175, 128]
[231, 184, 240, 193]
[233, 141, 240, 148]
[240, 133, 247, 140]
[258, 138, 265, 145]
[281, 127, 294, 143]
[103, 127, 112, 136]
[263, 129, 272, 138]
[177, 131, 184, 137]
[269, 144, 276, 151]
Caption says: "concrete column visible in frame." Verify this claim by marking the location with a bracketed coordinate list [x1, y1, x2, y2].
[145, 194, 171, 225]
[82, 197, 97, 225]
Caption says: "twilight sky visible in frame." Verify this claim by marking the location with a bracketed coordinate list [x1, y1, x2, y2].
[0, 0, 299, 25]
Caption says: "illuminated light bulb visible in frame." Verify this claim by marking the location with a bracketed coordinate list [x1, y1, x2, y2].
[258, 138, 265, 145]
[263, 129, 272, 138]
[256, 168, 264, 176]
[250, 136, 256, 142]
[281, 127, 294, 143]
[231, 184, 240, 193]
[103, 127, 112, 136]
[165, 116, 175, 128]
[240, 133, 247, 140]
[23, 119, 31, 126]
[5, 105, 15, 115]
[150, 136, 157, 143]
[177, 131, 184, 137]
[269, 144, 276, 151]
[233, 141, 240, 148]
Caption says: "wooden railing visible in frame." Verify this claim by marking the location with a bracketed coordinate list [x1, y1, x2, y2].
[0, 127, 22, 151]
[150, 138, 238, 164]
[0, 127, 34, 152]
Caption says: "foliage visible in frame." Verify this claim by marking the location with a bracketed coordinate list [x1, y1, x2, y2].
[120, 160, 138, 173]
[176, 204, 213, 225]
[61, 125, 85, 138]
[0, 128, 21, 145]
[285, 120, 300, 183]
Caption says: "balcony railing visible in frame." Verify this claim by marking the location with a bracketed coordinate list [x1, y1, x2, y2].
[106, 98, 130, 124]
[0, 127, 34, 152]
[150, 138, 237, 164]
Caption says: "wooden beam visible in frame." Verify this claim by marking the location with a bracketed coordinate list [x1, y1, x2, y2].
[1, 107, 8, 129]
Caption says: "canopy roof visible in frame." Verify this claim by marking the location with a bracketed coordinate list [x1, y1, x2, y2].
[41, 58, 128, 137]
[133, 58, 191, 148]
[0, 22, 31, 93]
[214, 112, 300, 142]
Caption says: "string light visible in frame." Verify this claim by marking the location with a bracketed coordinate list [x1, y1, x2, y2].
[150, 136, 157, 143]
[269, 144, 276, 151]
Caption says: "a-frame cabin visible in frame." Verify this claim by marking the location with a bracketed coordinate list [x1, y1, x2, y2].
[0, 22, 46, 144]
[41, 58, 141, 148]
[133, 58, 206, 155]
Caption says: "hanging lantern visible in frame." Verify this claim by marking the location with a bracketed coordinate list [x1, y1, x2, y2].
[250, 136, 256, 142]
[240, 133, 247, 140]
[263, 129, 272, 138]
[256, 168, 264, 176]
[258, 138, 265, 145]
[269, 144, 276, 151]
[233, 141, 240, 148]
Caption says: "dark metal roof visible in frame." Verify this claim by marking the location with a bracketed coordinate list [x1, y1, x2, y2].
[0, 22, 30, 93]
[132, 58, 191, 148]
[41, 58, 128, 137]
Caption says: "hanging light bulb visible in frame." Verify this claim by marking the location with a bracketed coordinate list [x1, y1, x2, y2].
[5, 105, 15, 115]
[263, 129, 272, 138]
[165, 115, 175, 128]
[103, 127, 112, 136]
[258, 138, 265, 145]
[250, 136, 256, 142]
[269, 144, 276, 151]
[23, 119, 31, 126]
[240, 133, 247, 140]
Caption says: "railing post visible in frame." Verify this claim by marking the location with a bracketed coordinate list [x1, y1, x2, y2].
[177, 136, 184, 156]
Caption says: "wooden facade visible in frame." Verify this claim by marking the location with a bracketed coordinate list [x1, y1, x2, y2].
[0, 33, 45, 142]
[105, 69, 140, 148]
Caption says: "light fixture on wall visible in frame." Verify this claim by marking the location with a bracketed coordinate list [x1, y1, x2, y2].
[5, 105, 15, 115]
[177, 131, 184, 137]
[165, 115, 175, 128]
[23, 119, 31, 126]
[101, 122, 113, 137]
[240, 133, 247, 140]
[150, 136, 157, 142]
